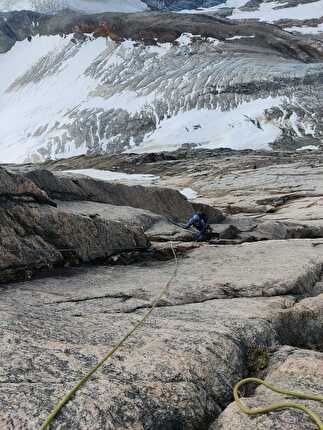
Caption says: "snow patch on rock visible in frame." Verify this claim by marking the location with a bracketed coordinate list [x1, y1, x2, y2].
[226, 35, 255, 40]
[59, 168, 159, 183]
[286, 23, 323, 34]
[180, 188, 199, 200]
[296, 145, 320, 151]
[180, 0, 250, 14]
[229, 0, 323, 23]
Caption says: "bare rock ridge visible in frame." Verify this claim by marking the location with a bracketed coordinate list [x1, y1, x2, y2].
[1, 149, 323, 429]
[26, 169, 204, 220]
[1, 10, 322, 60]
[143, 0, 225, 10]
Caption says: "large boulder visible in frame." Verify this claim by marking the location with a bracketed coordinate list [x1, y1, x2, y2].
[0, 205, 149, 283]
[57, 200, 164, 231]
[57, 200, 197, 242]
[27, 169, 200, 220]
[0, 167, 55, 206]
[0, 168, 149, 283]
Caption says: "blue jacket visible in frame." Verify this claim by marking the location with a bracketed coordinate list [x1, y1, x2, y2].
[184, 214, 208, 239]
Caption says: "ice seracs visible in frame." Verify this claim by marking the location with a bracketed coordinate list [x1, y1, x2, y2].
[0, 8, 322, 162]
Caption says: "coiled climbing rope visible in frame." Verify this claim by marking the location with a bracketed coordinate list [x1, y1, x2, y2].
[38, 243, 178, 430]
[234, 377, 323, 429]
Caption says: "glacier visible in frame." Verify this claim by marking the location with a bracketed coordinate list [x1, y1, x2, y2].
[0, 5, 322, 162]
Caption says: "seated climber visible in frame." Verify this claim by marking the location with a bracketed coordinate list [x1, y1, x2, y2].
[184, 212, 209, 241]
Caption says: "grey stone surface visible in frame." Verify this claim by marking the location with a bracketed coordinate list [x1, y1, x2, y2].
[1, 238, 323, 429]
[0, 168, 149, 283]
[211, 223, 240, 239]
[0, 166, 55, 206]
[27, 169, 198, 220]
[58, 200, 164, 229]
[57, 200, 198, 241]
[3, 151, 323, 429]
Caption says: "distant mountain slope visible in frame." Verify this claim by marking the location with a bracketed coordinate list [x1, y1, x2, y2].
[143, 0, 225, 10]
[180, 0, 323, 36]
[2, 0, 322, 38]
[0, 0, 234, 13]
[0, 10, 322, 162]
[0, 0, 148, 13]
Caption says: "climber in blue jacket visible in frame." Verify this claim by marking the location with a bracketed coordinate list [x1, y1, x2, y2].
[184, 212, 209, 241]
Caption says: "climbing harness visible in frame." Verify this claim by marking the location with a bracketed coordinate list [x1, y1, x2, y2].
[234, 377, 323, 429]
[38, 243, 178, 430]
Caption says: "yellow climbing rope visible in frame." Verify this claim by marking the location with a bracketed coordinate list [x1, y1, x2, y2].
[38, 243, 323, 430]
[234, 377, 323, 429]
[38, 243, 178, 430]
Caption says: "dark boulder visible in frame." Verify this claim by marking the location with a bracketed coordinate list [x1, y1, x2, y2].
[27, 169, 202, 221]
[0, 168, 149, 283]
[0, 167, 56, 207]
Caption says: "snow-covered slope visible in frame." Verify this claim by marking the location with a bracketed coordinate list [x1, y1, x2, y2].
[180, 0, 323, 35]
[229, 0, 323, 23]
[0, 9, 322, 162]
[0, 0, 148, 13]
[0, 21, 322, 163]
